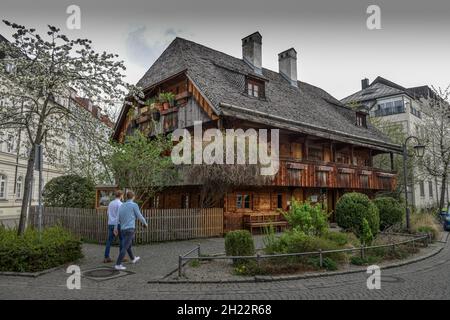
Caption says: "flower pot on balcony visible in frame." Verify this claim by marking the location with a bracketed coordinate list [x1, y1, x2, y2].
[163, 102, 170, 110]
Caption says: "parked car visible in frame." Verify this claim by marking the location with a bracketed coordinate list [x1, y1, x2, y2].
[441, 211, 450, 231]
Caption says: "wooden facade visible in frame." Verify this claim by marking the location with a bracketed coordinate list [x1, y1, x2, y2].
[114, 71, 399, 233]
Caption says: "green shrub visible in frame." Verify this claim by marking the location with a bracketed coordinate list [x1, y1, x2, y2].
[323, 231, 350, 246]
[225, 230, 255, 265]
[373, 197, 403, 230]
[43, 175, 95, 208]
[264, 229, 347, 262]
[308, 256, 338, 271]
[0, 226, 83, 272]
[282, 200, 329, 236]
[361, 218, 374, 245]
[335, 192, 380, 237]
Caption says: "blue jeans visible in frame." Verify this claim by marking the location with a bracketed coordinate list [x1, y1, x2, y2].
[104, 225, 123, 259]
[116, 228, 135, 265]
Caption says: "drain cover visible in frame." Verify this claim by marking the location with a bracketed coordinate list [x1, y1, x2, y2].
[381, 276, 405, 283]
[82, 267, 134, 282]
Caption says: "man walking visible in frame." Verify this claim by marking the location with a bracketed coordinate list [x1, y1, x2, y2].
[114, 191, 148, 270]
[104, 190, 125, 263]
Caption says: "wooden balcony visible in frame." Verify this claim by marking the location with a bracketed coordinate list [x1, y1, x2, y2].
[272, 158, 396, 191]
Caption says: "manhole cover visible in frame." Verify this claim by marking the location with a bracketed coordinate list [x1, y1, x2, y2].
[381, 276, 405, 283]
[82, 267, 134, 282]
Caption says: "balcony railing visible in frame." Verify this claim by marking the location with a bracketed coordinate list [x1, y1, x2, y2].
[272, 158, 396, 191]
[374, 105, 405, 117]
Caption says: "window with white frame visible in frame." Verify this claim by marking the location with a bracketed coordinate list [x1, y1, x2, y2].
[6, 134, 14, 153]
[0, 175, 6, 199]
[16, 176, 23, 198]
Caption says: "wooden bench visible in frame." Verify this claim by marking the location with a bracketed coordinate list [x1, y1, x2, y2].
[243, 213, 288, 234]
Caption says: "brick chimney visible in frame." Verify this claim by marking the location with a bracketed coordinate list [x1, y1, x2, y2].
[361, 78, 369, 90]
[278, 48, 298, 87]
[242, 32, 262, 74]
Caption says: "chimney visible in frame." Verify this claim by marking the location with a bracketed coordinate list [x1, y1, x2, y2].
[361, 78, 369, 90]
[278, 48, 298, 87]
[242, 32, 262, 74]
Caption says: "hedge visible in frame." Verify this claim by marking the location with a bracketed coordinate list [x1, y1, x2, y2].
[0, 226, 83, 272]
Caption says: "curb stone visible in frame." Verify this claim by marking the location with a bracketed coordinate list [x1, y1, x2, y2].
[148, 242, 445, 284]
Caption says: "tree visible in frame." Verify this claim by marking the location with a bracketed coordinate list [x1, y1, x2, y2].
[370, 117, 416, 201]
[417, 86, 450, 212]
[43, 175, 95, 208]
[0, 22, 139, 234]
[109, 131, 178, 208]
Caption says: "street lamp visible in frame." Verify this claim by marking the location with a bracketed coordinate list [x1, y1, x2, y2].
[402, 136, 425, 232]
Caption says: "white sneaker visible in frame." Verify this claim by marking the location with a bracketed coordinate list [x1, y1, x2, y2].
[114, 264, 126, 270]
[132, 256, 141, 264]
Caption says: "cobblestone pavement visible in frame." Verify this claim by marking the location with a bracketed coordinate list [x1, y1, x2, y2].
[0, 233, 449, 300]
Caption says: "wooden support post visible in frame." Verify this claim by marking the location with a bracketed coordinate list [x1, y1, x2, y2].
[390, 152, 394, 171]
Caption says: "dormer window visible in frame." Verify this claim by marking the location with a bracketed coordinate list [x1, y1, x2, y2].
[246, 77, 265, 98]
[356, 112, 367, 127]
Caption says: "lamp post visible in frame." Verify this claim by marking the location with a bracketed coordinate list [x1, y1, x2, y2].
[402, 136, 425, 232]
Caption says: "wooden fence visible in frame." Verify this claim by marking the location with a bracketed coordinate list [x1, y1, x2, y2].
[28, 206, 224, 244]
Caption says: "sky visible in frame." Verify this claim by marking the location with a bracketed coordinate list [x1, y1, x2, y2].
[0, 0, 449, 99]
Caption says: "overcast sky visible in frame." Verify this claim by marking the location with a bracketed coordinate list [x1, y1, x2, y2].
[1, 0, 449, 99]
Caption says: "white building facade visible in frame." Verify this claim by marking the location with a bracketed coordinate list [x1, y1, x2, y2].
[341, 77, 449, 210]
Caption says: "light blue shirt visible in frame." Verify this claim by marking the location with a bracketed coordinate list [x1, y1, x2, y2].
[118, 200, 148, 230]
[107, 198, 122, 226]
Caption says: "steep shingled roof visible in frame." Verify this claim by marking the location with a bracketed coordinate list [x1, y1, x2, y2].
[133, 37, 399, 151]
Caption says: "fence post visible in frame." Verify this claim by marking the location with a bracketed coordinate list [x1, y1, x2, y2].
[256, 253, 261, 268]
[360, 245, 365, 259]
[319, 249, 323, 268]
[178, 255, 183, 277]
[412, 239, 415, 250]
[197, 244, 201, 257]
[392, 243, 395, 253]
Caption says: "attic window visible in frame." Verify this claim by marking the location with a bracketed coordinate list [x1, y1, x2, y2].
[356, 112, 367, 127]
[246, 77, 265, 98]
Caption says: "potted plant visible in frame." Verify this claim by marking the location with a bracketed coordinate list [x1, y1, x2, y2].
[166, 92, 176, 108]
[158, 92, 170, 110]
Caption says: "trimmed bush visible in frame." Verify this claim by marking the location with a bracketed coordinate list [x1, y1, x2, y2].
[282, 200, 329, 236]
[335, 192, 380, 237]
[225, 230, 255, 261]
[361, 218, 374, 245]
[43, 174, 95, 208]
[0, 226, 83, 272]
[373, 197, 403, 230]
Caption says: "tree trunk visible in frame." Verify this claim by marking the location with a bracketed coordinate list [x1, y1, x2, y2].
[17, 144, 36, 235]
[439, 173, 448, 213]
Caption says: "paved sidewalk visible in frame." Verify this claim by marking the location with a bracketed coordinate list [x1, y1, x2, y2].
[0, 232, 448, 299]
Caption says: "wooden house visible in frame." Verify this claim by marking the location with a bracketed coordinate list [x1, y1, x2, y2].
[113, 32, 402, 232]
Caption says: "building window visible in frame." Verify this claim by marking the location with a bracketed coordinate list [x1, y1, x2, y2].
[356, 113, 367, 127]
[6, 134, 14, 153]
[181, 194, 189, 209]
[308, 146, 323, 161]
[246, 78, 264, 98]
[374, 100, 405, 117]
[419, 181, 425, 197]
[277, 194, 283, 209]
[150, 195, 160, 209]
[0, 174, 6, 199]
[16, 176, 23, 198]
[336, 152, 350, 164]
[338, 173, 351, 187]
[236, 193, 251, 209]
[429, 181, 433, 198]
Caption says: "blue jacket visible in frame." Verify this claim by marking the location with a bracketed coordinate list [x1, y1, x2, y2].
[118, 200, 148, 230]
